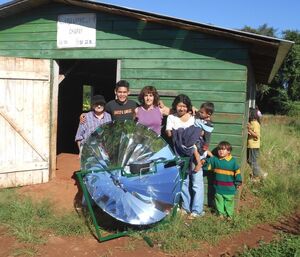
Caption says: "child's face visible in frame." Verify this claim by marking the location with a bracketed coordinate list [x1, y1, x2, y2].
[198, 108, 210, 120]
[217, 147, 230, 158]
[176, 102, 188, 117]
[115, 86, 129, 103]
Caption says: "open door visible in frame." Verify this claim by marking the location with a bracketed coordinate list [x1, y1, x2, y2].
[0, 57, 54, 188]
[56, 59, 117, 154]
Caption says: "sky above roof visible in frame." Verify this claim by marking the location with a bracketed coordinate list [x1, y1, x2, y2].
[0, 0, 299, 37]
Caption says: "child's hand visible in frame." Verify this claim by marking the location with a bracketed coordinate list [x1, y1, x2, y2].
[236, 184, 241, 190]
[158, 100, 165, 108]
[159, 100, 170, 115]
[192, 106, 198, 115]
[194, 162, 202, 172]
[80, 113, 86, 124]
[206, 150, 213, 157]
[247, 122, 252, 131]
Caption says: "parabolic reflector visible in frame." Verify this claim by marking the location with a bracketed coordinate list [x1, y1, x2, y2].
[81, 120, 182, 225]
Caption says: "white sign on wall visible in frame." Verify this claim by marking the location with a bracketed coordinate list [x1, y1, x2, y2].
[57, 13, 96, 48]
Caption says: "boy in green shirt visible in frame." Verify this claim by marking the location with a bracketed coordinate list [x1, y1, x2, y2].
[204, 141, 242, 219]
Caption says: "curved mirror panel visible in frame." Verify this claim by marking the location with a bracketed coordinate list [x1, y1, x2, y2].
[81, 120, 181, 225]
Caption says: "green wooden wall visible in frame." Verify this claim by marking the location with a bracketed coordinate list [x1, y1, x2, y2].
[0, 3, 250, 162]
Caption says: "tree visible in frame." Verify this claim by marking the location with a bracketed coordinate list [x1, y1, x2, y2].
[241, 25, 300, 114]
[242, 24, 277, 37]
[280, 30, 300, 101]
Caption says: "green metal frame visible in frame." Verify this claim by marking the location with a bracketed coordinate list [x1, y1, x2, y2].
[75, 157, 189, 243]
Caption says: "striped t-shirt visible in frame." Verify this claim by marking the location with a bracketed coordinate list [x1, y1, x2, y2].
[205, 155, 242, 195]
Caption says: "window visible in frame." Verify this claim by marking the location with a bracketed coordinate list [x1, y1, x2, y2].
[83, 85, 92, 111]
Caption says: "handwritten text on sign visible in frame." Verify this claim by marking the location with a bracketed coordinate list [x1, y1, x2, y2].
[57, 13, 96, 48]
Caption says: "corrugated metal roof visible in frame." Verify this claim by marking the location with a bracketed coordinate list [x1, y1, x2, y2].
[0, 0, 294, 84]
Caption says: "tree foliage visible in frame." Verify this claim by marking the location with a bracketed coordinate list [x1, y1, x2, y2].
[280, 30, 300, 101]
[241, 24, 300, 114]
[242, 23, 277, 37]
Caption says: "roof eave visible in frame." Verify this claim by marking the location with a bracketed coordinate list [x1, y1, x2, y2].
[267, 41, 293, 84]
[0, 0, 295, 84]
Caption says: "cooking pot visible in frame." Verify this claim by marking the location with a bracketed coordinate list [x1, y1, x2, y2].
[129, 161, 152, 174]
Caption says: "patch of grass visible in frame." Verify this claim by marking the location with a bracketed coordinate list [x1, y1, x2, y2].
[0, 189, 90, 243]
[0, 115, 299, 255]
[11, 246, 38, 257]
[48, 212, 90, 236]
[0, 191, 49, 243]
[143, 115, 300, 253]
[145, 204, 281, 253]
[238, 233, 300, 257]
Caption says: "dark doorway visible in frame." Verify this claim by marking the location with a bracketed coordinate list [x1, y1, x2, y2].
[56, 59, 117, 154]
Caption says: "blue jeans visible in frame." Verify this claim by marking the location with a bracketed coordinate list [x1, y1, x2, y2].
[181, 168, 204, 214]
[247, 148, 261, 177]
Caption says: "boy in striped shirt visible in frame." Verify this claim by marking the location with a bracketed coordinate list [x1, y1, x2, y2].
[204, 141, 242, 219]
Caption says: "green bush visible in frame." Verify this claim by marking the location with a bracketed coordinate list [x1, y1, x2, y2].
[287, 101, 300, 117]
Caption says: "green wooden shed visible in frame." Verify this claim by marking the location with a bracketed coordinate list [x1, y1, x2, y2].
[0, 0, 293, 188]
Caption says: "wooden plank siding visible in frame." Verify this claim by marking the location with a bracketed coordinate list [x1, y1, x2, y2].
[0, 3, 249, 162]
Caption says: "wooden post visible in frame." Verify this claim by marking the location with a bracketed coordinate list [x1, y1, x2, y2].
[49, 60, 59, 179]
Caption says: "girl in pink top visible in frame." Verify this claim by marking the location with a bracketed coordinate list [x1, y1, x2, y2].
[135, 86, 169, 135]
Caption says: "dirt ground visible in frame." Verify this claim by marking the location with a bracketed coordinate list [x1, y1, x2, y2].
[1, 153, 299, 257]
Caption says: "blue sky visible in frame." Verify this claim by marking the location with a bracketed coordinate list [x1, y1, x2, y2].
[0, 0, 299, 37]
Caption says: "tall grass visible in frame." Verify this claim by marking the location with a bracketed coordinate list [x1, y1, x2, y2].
[258, 115, 300, 215]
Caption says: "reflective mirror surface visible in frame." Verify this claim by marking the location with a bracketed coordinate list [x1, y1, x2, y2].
[81, 121, 182, 225]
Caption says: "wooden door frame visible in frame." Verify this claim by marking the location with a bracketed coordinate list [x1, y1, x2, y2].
[49, 60, 59, 179]
[48, 58, 121, 179]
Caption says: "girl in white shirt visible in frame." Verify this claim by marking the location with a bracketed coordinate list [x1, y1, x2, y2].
[166, 94, 205, 219]
[166, 94, 194, 136]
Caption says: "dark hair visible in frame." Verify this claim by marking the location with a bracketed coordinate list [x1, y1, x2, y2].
[171, 94, 193, 113]
[200, 102, 215, 115]
[115, 80, 129, 90]
[217, 141, 232, 152]
[138, 86, 160, 106]
[249, 107, 260, 123]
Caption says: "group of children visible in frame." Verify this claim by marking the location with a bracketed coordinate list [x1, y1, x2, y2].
[76, 80, 263, 220]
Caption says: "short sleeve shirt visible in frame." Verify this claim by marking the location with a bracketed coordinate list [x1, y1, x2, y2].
[105, 99, 138, 121]
[75, 111, 111, 144]
[247, 120, 260, 148]
[166, 114, 195, 131]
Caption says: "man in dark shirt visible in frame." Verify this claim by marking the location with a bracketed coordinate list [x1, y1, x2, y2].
[105, 80, 138, 121]
[80, 80, 138, 123]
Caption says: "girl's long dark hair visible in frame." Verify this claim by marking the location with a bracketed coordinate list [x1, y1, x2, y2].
[171, 94, 193, 113]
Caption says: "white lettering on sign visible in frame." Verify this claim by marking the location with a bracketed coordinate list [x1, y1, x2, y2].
[57, 13, 96, 48]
